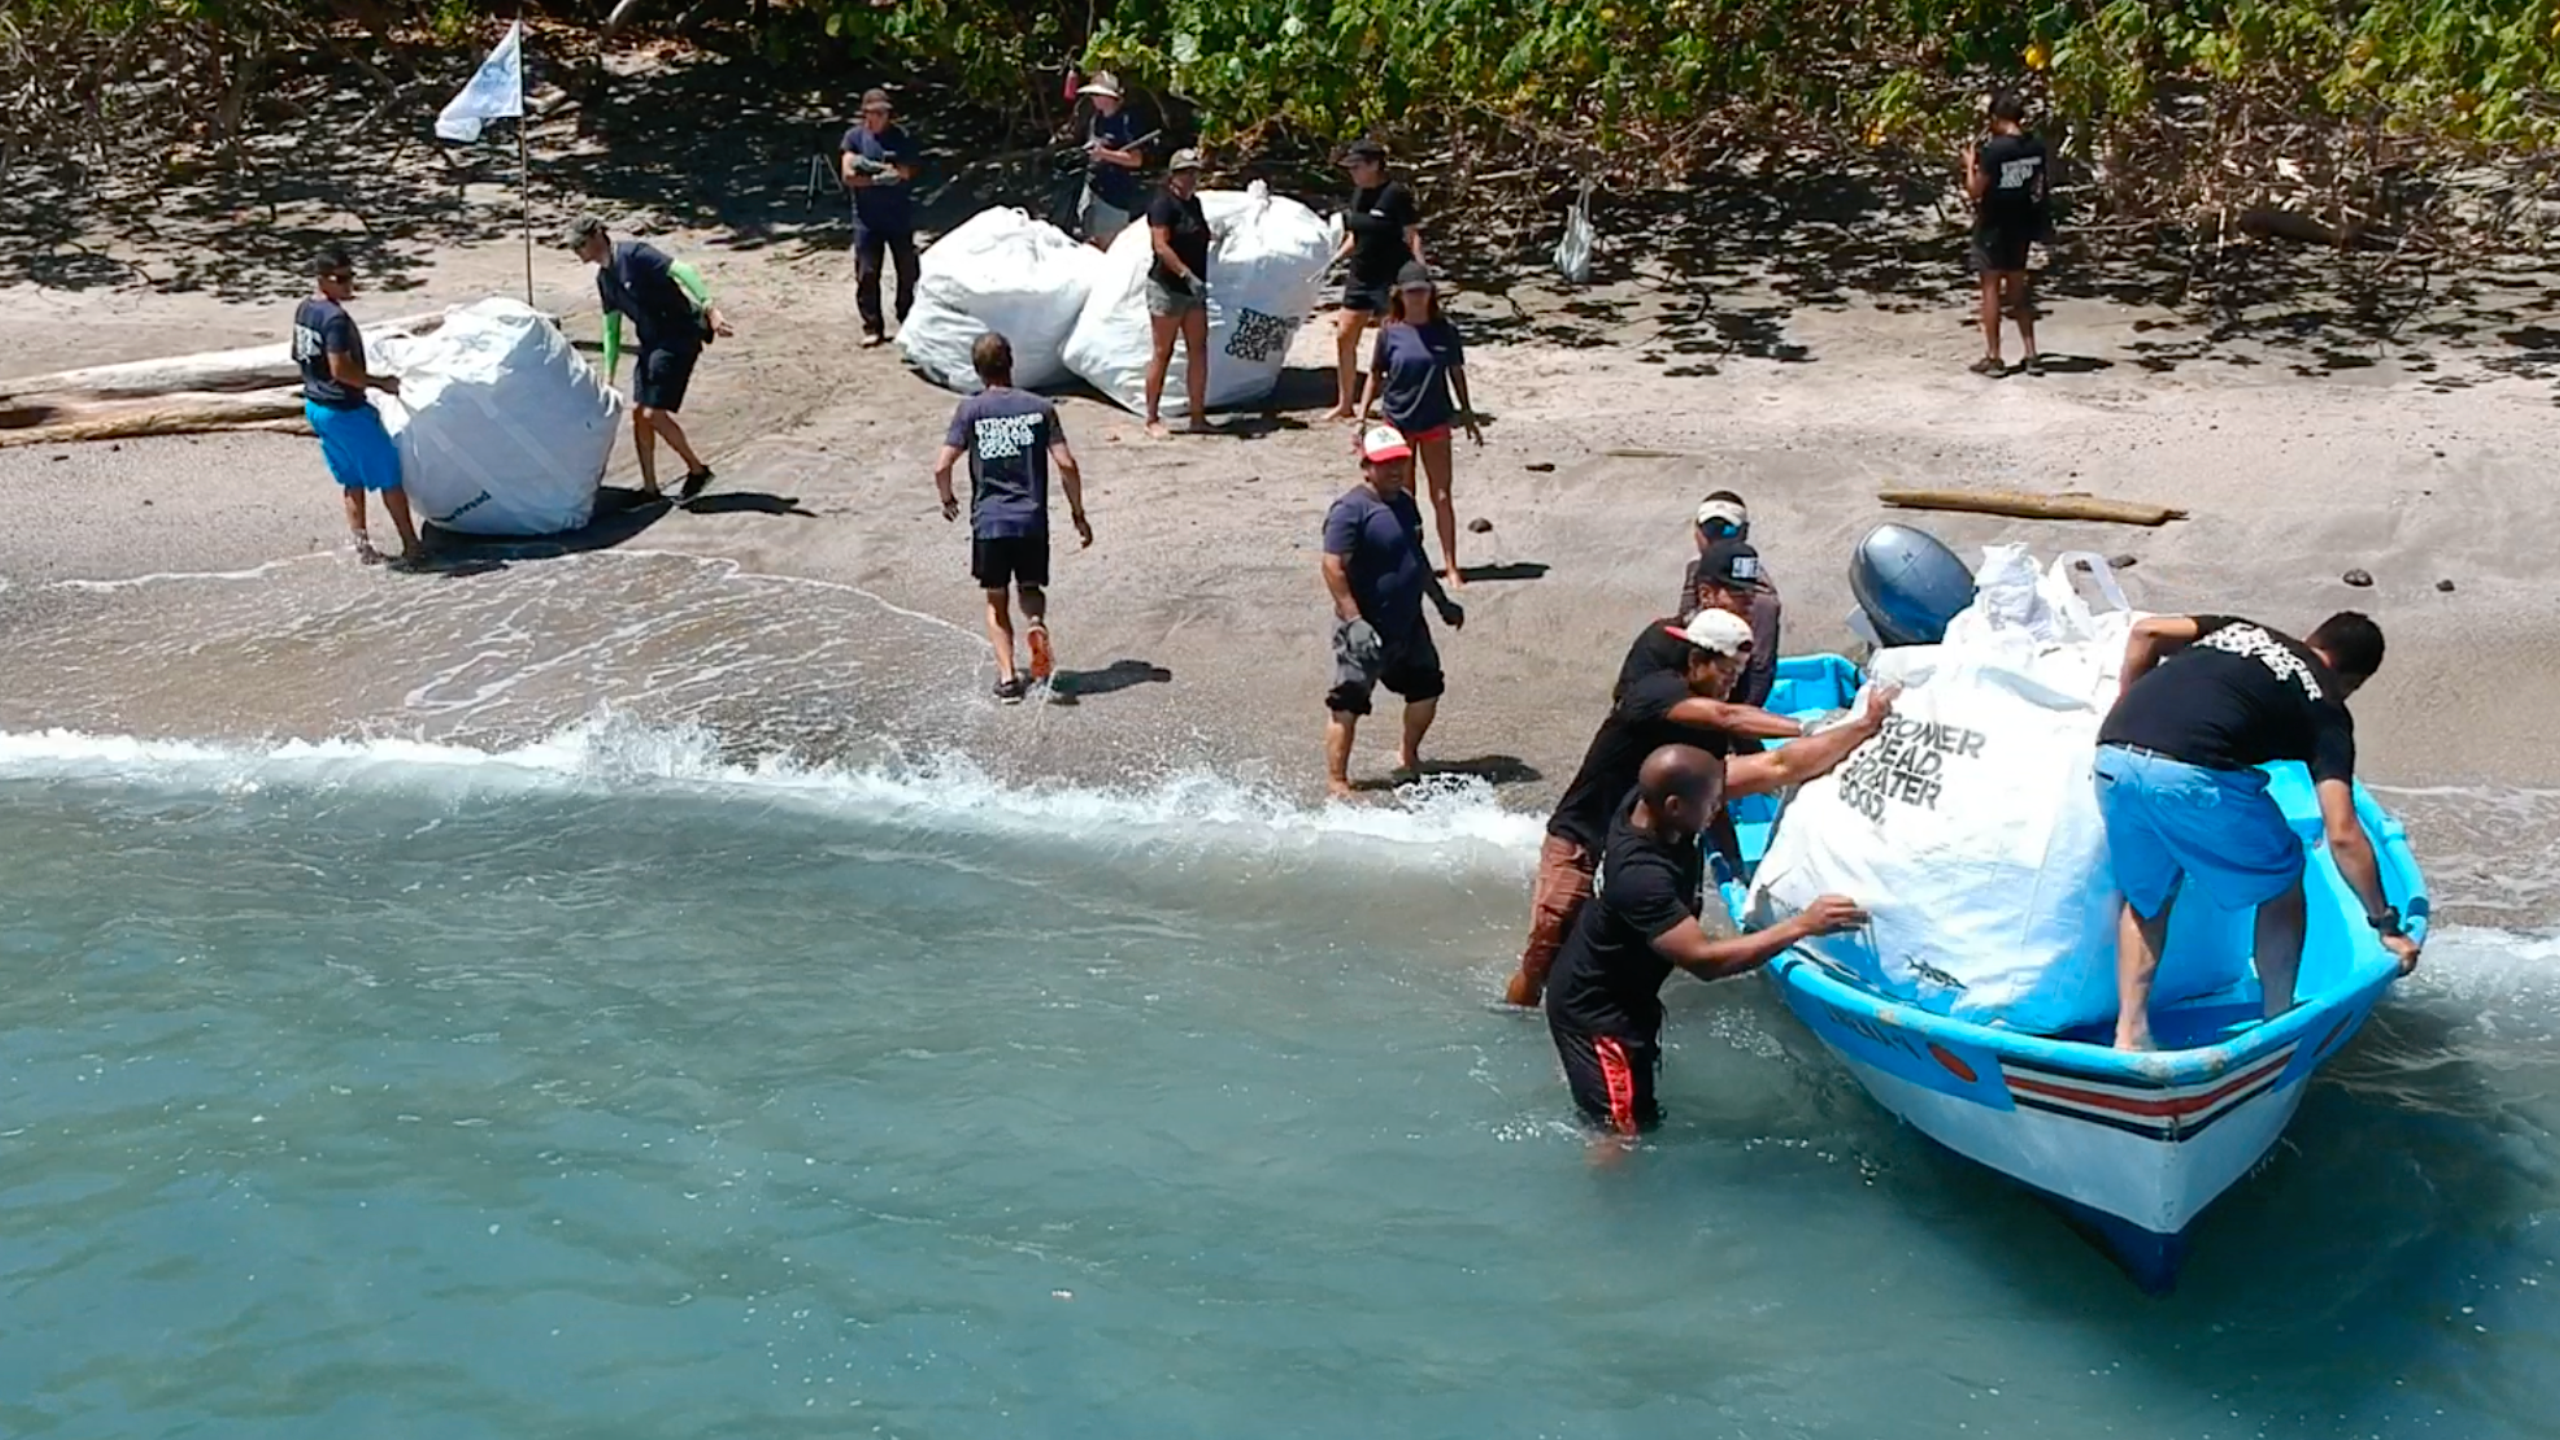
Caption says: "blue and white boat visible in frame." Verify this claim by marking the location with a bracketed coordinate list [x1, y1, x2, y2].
[1725, 655, 2430, 1293]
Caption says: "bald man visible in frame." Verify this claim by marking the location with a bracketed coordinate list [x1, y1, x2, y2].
[1543, 743, 1870, 1134]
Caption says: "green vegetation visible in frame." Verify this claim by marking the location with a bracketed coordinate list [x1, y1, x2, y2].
[6, 0, 2556, 244]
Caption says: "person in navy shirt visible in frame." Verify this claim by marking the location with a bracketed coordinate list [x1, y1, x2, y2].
[1356, 261, 1477, 587]
[933, 332, 1093, 704]
[1074, 72, 1150, 248]
[841, 88, 922, 344]
[565, 216, 731, 502]
[290, 245, 422, 567]
[1321, 425, 1465, 797]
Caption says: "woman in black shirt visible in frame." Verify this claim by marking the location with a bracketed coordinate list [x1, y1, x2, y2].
[1324, 138, 1424, 421]
[1962, 91, 2049, 376]
[1142, 148, 1214, 437]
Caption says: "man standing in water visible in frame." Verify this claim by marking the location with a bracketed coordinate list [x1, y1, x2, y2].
[565, 216, 732, 503]
[1545, 744, 1870, 1134]
[291, 246, 423, 567]
[1074, 72, 1151, 248]
[2097, 612, 2419, 1051]
[1323, 425, 1464, 797]
[842, 88, 922, 345]
[933, 332, 1092, 705]
[1506, 611, 1891, 1008]
[1963, 91, 2049, 376]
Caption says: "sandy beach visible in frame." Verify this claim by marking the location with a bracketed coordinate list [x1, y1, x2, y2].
[5, 53, 2558, 922]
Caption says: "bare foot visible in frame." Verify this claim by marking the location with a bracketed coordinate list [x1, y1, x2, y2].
[1502, 969, 1541, 1008]
[2113, 1028, 2158, 1053]
[1325, 778, 1356, 800]
[1144, 420, 1170, 440]
[1321, 406, 1356, 422]
[1444, 567, 1468, 591]
[353, 540, 385, 566]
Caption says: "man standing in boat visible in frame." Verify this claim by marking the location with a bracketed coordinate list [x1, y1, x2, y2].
[2097, 611, 2421, 1051]
[1504, 609, 1892, 1008]
[1544, 743, 1870, 1134]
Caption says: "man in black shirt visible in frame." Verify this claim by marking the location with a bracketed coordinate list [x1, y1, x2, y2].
[2096, 611, 2420, 1050]
[291, 246, 421, 567]
[1963, 92, 2048, 376]
[1504, 609, 1893, 1007]
[1324, 138, 1424, 422]
[1142, 148, 1214, 438]
[1545, 743, 1869, 1134]
[1663, 527, 1783, 707]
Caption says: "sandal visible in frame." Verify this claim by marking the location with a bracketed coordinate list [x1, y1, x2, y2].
[1968, 356, 2007, 377]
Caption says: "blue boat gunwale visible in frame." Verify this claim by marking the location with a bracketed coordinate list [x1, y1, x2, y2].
[1736, 654, 2428, 1089]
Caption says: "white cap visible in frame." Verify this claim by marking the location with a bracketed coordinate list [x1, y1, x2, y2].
[1664, 608, 1755, 657]
[1082, 71, 1123, 99]
[1359, 425, 1411, 463]
[1696, 496, 1749, 531]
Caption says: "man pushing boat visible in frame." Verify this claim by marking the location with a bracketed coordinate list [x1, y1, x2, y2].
[2097, 611, 2421, 1051]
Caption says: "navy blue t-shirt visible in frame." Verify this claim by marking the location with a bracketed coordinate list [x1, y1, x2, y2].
[946, 387, 1064, 539]
[1322, 483, 1430, 637]
[290, 297, 366, 410]
[597, 241, 698, 353]
[843, 123, 920, 234]
[1369, 317, 1464, 435]
[1085, 109, 1147, 211]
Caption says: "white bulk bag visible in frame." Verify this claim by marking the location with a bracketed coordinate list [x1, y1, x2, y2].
[1746, 548, 2251, 1034]
[374, 297, 621, 536]
[1062, 182, 1334, 414]
[899, 207, 1104, 392]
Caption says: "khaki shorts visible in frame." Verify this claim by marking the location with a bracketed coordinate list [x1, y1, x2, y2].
[1146, 276, 1203, 318]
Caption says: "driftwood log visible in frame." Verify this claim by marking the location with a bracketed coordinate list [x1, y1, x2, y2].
[1878, 488, 2188, 527]
[0, 309, 447, 405]
[0, 389, 309, 447]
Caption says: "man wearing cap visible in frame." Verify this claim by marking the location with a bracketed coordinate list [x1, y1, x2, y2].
[565, 217, 732, 503]
[1142, 148, 1214, 438]
[291, 244, 423, 567]
[1621, 534, 1779, 701]
[1504, 610, 1894, 1009]
[1323, 424, 1465, 797]
[842, 87, 922, 345]
[1075, 73, 1151, 249]
[1324, 138, 1425, 422]
[1677, 494, 1784, 708]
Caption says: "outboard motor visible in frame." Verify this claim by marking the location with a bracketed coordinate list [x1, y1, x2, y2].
[1847, 522, 1975, 650]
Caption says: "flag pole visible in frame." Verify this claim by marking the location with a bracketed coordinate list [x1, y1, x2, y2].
[516, 14, 533, 306]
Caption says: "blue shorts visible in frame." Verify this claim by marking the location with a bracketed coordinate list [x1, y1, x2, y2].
[2094, 744, 2304, 918]
[305, 399, 403, 492]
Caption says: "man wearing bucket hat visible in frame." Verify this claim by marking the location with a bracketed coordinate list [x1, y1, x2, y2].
[1504, 609, 1896, 1008]
[1142, 148, 1214, 437]
[1676, 502, 1785, 707]
[1075, 72, 1152, 249]
[1322, 424, 1465, 797]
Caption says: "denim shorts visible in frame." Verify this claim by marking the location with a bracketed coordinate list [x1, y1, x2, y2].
[2094, 743, 2305, 917]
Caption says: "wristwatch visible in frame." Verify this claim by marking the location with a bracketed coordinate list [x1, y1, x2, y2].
[2367, 906, 2403, 937]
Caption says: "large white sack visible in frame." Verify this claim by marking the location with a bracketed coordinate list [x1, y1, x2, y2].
[899, 207, 1103, 392]
[1747, 547, 2252, 1034]
[374, 296, 622, 536]
[1062, 182, 1334, 413]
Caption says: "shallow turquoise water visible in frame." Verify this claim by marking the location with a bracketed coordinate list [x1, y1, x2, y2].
[4, 741, 2558, 1439]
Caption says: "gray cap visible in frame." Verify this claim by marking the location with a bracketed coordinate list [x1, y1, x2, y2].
[558, 215, 607, 251]
[1168, 147, 1203, 172]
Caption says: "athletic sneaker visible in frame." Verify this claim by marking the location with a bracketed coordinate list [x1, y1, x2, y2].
[994, 676, 1027, 705]
[1026, 624, 1055, 684]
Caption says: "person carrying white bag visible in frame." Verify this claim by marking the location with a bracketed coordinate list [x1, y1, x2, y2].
[1746, 546, 2174, 1035]
[2095, 609, 2417, 1050]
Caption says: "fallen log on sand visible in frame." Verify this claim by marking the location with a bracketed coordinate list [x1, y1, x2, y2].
[1878, 488, 2188, 527]
[0, 309, 449, 404]
[0, 388, 309, 447]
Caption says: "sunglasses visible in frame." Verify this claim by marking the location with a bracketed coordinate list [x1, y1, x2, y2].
[1699, 519, 1750, 539]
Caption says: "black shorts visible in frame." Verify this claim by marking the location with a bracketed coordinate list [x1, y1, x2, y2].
[1971, 227, 2034, 275]
[1550, 1017, 1662, 1134]
[972, 533, 1050, 590]
[1340, 278, 1390, 314]
[1325, 618, 1445, 716]
[634, 343, 700, 411]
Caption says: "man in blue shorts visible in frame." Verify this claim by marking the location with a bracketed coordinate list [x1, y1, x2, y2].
[291, 246, 422, 567]
[933, 331, 1093, 704]
[2097, 611, 2421, 1050]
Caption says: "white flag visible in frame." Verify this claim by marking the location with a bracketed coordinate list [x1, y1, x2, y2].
[435, 21, 524, 143]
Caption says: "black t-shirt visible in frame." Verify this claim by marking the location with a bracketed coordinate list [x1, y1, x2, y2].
[1613, 618, 1695, 701]
[2099, 616, 2357, 783]
[290, 297, 365, 410]
[1550, 633, 1732, 851]
[1343, 180, 1420, 284]
[1974, 131, 2048, 236]
[1545, 797, 1707, 1041]
[597, 240, 699, 354]
[1146, 189, 1211, 289]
